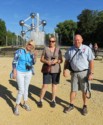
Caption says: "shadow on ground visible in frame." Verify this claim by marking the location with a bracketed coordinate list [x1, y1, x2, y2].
[9, 80, 69, 108]
[93, 78, 103, 83]
[0, 84, 16, 112]
[91, 83, 103, 92]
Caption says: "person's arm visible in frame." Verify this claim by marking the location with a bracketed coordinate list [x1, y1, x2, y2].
[32, 50, 38, 64]
[63, 60, 69, 77]
[88, 60, 94, 80]
[12, 50, 20, 79]
[40, 49, 51, 66]
[51, 49, 63, 65]
[58, 49, 63, 64]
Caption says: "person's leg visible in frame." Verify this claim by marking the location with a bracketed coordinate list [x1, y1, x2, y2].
[23, 71, 32, 104]
[39, 84, 48, 101]
[14, 71, 25, 115]
[82, 92, 87, 105]
[78, 71, 89, 105]
[22, 71, 32, 111]
[16, 71, 25, 104]
[37, 84, 48, 108]
[52, 84, 57, 102]
[70, 91, 77, 104]
[38, 73, 50, 107]
[82, 92, 88, 115]
[79, 71, 88, 115]
[51, 73, 60, 102]
[50, 73, 60, 107]
[64, 73, 78, 113]
[70, 73, 78, 105]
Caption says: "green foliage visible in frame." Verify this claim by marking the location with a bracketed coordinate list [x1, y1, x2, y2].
[6, 30, 17, 45]
[77, 9, 103, 46]
[0, 19, 6, 46]
[55, 20, 77, 45]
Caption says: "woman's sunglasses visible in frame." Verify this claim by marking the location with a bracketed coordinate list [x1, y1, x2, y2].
[49, 40, 55, 43]
[28, 43, 32, 46]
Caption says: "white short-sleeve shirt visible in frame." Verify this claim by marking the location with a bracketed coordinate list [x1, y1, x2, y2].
[65, 44, 94, 71]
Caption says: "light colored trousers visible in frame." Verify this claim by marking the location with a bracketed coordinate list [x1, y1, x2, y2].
[16, 70, 32, 104]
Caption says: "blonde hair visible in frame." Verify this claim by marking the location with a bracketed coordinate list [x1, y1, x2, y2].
[49, 36, 56, 42]
[25, 40, 36, 53]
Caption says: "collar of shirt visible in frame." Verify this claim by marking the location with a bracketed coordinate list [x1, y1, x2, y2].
[24, 48, 31, 54]
[73, 45, 82, 51]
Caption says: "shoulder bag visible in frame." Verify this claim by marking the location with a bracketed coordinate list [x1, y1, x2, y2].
[67, 49, 80, 72]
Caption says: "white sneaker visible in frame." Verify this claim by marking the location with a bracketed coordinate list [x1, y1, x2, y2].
[14, 107, 19, 116]
[22, 104, 31, 111]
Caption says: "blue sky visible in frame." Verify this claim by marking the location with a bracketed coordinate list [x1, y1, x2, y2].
[0, 0, 103, 35]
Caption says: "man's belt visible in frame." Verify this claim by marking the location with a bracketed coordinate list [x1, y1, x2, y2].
[73, 69, 88, 73]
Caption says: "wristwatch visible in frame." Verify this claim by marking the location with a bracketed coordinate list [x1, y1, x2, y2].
[90, 72, 94, 75]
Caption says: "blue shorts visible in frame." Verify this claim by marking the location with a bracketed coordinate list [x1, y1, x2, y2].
[43, 73, 60, 84]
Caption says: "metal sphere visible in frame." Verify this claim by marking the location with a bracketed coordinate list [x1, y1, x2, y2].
[31, 24, 35, 30]
[21, 31, 25, 36]
[19, 20, 25, 26]
[41, 20, 47, 26]
[30, 13, 36, 18]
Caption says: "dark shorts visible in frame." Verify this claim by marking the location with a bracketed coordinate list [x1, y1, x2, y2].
[43, 73, 60, 84]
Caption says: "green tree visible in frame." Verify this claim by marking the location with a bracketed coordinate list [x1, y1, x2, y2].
[77, 9, 98, 44]
[94, 10, 103, 46]
[6, 30, 17, 46]
[0, 19, 7, 46]
[55, 20, 77, 45]
[77, 9, 103, 46]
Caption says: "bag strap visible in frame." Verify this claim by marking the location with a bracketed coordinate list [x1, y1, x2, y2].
[86, 80, 91, 99]
[52, 47, 57, 57]
[69, 49, 80, 63]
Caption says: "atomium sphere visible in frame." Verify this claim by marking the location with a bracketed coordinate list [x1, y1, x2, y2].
[30, 13, 36, 18]
[41, 20, 47, 26]
[19, 20, 25, 26]
[21, 31, 25, 36]
[31, 24, 35, 30]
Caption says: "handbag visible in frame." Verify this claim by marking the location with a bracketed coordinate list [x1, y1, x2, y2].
[68, 63, 74, 72]
[41, 47, 58, 73]
[41, 64, 51, 73]
[67, 49, 80, 72]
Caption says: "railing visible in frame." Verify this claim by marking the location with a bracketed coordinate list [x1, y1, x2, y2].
[0, 46, 70, 57]
[95, 49, 103, 60]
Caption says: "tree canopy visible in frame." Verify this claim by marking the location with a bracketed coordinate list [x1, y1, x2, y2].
[55, 20, 77, 45]
[0, 19, 6, 46]
[55, 9, 103, 47]
[77, 9, 103, 46]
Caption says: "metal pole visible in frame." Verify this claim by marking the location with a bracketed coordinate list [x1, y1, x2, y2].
[6, 36, 7, 46]
[73, 30, 74, 45]
[36, 13, 39, 32]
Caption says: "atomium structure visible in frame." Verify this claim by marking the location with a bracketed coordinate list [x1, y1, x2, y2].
[19, 12, 46, 45]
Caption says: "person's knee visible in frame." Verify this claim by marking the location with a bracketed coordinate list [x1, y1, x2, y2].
[18, 88, 24, 95]
[42, 84, 48, 89]
[70, 91, 77, 96]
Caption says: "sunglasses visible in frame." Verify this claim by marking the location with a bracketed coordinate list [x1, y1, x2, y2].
[49, 40, 55, 43]
[28, 43, 32, 46]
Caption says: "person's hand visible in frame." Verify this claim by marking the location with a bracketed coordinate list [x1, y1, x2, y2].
[63, 69, 69, 77]
[13, 69, 17, 79]
[47, 60, 52, 66]
[34, 50, 38, 58]
[88, 73, 93, 80]
[51, 59, 58, 65]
